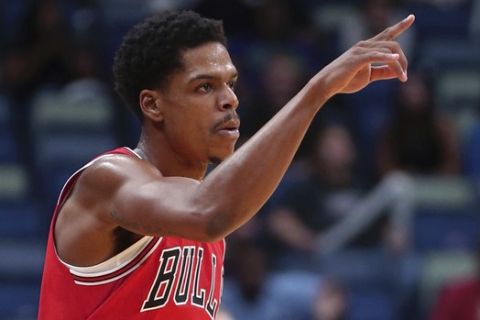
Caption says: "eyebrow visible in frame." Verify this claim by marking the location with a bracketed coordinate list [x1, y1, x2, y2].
[188, 71, 238, 84]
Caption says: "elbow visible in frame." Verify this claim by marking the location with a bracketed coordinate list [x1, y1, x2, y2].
[188, 222, 225, 243]
[188, 190, 236, 242]
[190, 206, 230, 243]
[203, 211, 229, 242]
[182, 206, 228, 243]
[203, 205, 249, 242]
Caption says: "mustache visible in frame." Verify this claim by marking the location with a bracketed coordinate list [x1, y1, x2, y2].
[212, 112, 240, 131]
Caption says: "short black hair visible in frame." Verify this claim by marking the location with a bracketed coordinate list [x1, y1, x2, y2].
[113, 10, 227, 119]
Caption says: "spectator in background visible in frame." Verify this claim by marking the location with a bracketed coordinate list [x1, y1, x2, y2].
[310, 278, 348, 320]
[3, 0, 76, 104]
[216, 309, 235, 320]
[430, 241, 480, 320]
[240, 52, 307, 139]
[222, 238, 320, 320]
[377, 71, 460, 176]
[223, 239, 271, 320]
[194, 0, 255, 37]
[267, 124, 365, 267]
[247, 0, 329, 70]
[268, 123, 415, 267]
[250, 0, 312, 42]
[212, 0, 332, 147]
[334, 0, 416, 181]
[338, 0, 415, 57]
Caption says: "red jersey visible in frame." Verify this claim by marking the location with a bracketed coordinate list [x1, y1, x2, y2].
[39, 147, 225, 320]
[430, 278, 480, 320]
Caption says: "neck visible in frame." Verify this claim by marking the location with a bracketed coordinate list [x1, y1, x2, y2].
[134, 128, 208, 180]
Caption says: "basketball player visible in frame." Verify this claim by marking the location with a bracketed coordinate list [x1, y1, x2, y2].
[39, 10, 414, 319]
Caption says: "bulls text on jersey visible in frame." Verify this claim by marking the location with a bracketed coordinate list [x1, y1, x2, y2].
[141, 246, 221, 319]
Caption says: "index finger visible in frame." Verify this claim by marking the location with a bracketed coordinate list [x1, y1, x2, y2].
[372, 14, 415, 41]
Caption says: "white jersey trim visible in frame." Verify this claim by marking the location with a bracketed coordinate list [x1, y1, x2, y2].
[71, 237, 163, 286]
[61, 235, 156, 276]
[124, 146, 142, 159]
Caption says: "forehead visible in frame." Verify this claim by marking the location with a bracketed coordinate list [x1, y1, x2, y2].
[179, 42, 236, 79]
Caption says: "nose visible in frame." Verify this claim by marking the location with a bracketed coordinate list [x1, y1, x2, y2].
[217, 84, 239, 111]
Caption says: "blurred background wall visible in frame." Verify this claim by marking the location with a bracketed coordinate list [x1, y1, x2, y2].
[0, 0, 479, 319]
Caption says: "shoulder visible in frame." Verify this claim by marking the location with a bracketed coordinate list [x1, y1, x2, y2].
[54, 154, 163, 265]
[61, 153, 163, 226]
[76, 153, 162, 196]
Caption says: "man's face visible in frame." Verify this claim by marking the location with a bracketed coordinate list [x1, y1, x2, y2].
[160, 42, 239, 164]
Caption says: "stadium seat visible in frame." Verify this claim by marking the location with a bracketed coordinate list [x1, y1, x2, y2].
[410, 5, 470, 43]
[34, 133, 117, 205]
[30, 80, 115, 135]
[419, 40, 480, 71]
[221, 271, 320, 320]
[412, 176, 476, 209]
[0, 96, 18, 162]
[0, 202, 42, 240]
[413, 208, 479, 252]
[98, 0, 148, 67]
[0, 164, 28, 202]
[344, 80, 397, 176]
[463, 122, 480, 181]
[318, 249, 396, 288]
[0, 240, 45, 280]
[0, 239, 43, 320]
[35, 133, 117, 169]
[30, 83, 117, 165]
[312, 3, 356, 33]
[411, 176, 479, 252]
[29, 83, 119, 204]
[0, 1, 29, 44]
[0, 281, 40, 320]
[436, 71, 480, 111]
[0, 163, 44, 239]
[347, 286, 395, 320]
[267, 271, 321, 320]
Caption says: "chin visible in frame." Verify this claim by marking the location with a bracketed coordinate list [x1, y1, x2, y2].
[208, 147, 235, 164]
[208, 157, 223, 165]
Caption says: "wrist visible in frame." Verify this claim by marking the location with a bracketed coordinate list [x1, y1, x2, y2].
[305, 71, 334, 108]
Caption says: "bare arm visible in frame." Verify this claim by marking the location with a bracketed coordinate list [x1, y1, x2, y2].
[168, 14, 416, 239]
[113, 15, 415, 239]
[57, 15, 415, 264]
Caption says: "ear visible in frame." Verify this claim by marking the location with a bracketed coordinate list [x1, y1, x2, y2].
[139, 89, 164, 122]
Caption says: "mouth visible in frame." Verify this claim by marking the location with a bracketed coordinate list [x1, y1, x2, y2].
[215, 119, 240, 139]
[217, 128, 240, 139]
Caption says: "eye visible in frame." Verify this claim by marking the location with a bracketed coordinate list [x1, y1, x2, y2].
[227, 80, 236, 91]
[198, 83, 213, 93]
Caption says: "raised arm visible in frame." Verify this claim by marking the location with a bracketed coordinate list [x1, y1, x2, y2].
[111, 15, 414, 240]
[57, 15, 415, 265]
[175, 14, 416, 238]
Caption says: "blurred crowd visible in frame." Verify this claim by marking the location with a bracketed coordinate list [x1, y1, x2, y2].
[0, 0, 480, 319]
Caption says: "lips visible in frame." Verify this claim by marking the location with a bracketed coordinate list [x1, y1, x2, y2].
[217, 118, 240, 131]
[216, 119, 240, 139]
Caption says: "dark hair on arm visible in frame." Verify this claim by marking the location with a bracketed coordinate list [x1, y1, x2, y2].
[113, 10, 227, 119]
